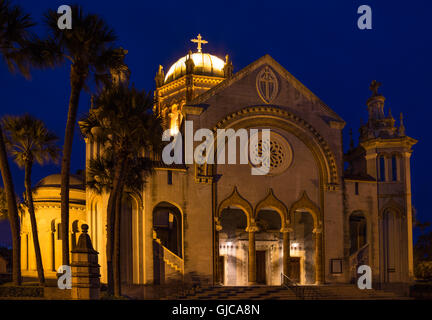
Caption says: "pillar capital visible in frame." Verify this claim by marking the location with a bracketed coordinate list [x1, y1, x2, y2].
[312, 227, 323, 234]
[246, 224, 259, 233]
[214, 217, 223, 232]
[246, 218, 259, 232]
[280, 227, 293, 233]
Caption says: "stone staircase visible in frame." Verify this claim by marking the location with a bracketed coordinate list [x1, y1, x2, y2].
[164, 284, 409, 300]
[153, 232, 184, 281]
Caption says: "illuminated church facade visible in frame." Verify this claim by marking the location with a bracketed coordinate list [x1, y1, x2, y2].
[21, 35, 417, 288]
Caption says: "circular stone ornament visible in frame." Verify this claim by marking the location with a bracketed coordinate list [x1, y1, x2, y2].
[249, 130, 293, 175]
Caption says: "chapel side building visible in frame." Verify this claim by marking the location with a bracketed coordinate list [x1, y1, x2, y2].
[22, 37, 416, 288]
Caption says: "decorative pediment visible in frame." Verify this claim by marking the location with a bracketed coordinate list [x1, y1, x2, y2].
[289, 191, 321, 228]
[217, 186, 253, 222]
[189, 54, 344, 124]
[254, 188, 288, 230]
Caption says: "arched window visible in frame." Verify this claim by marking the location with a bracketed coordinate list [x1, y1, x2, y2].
[379, 156, 386, 181]
[391, 155, 397, 181]
[349, 212, 367, 255]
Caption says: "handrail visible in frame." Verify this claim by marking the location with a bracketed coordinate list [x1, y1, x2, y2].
[153, 231, 184, 273]
[281, 272, 305, 300]
[162, 245, 184, 273]
[349, 243, 369, 259]
[281, 273, 324, 300]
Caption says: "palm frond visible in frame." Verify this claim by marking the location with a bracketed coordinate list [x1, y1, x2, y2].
[1, 114, 60, 168]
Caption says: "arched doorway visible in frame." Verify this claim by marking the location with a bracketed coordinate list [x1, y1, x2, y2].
[218, 208, 248, 286]
[255, 210, 283, 285]
[348, 211, 368, 283]
[153, 202, 182, 257]
[152, 202, 183, 285]
[349, 212, 367, 255]
[291, 210, 315, 284]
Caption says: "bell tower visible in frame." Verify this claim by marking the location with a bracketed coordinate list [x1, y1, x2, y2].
[153, 34, 231, 135]
[345, 80, 418, 281]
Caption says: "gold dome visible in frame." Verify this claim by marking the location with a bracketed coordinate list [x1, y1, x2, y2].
[36, 174, 84, 190]
[164, 52, 225, 84]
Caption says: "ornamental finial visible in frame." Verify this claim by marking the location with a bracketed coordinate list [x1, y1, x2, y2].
[369, 80, 382, 97]
[191, 33, 208, 53]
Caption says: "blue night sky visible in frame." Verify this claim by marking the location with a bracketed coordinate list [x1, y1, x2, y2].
[0, 0, 431, 246]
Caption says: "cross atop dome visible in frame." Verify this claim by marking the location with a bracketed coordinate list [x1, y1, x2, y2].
[191, 33, 208, 53]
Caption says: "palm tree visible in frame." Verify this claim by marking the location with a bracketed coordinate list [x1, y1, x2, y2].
[0, 187, 7, 221]
[2, 114, 59, 285]
[80, 84, 162, 296]
[40, 5, 124, 266]
[0, 0, 36, 286]
[0, 0, 35, 78]
[87, 154, 153, 296]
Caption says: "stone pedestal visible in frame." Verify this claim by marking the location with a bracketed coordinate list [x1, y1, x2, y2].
[71, 224, 100, 300]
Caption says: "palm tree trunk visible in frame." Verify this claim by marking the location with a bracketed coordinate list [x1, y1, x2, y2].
[113, 184, 123, 297]
[24, 161, 45, 285]
[61, 66, 85, 267]
[106, 157, 126, 295]
[0, 125, 21, 285]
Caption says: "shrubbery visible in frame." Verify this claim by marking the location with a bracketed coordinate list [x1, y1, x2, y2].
[415, 261, 432, 280]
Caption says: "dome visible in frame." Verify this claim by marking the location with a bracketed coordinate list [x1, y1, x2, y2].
[164, 52, 225, 83]
[36, 173, 84, 190]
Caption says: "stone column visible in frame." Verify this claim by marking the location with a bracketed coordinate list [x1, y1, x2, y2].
[215, 218, 222, 284]
[314, 227, 323, 285]
[247, 221, 259, 285]
[71, 224, 100, 300]
[402, 151, 414, 279]
[281, 227, 293, 283]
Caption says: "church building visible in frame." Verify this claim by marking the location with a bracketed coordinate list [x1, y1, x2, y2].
[21, 35, 417, 289]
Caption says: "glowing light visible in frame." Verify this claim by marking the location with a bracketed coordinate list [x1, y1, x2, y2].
[164, 52, 225, 83]
[170, 125, 179, 136]
[292, 242, 299, 249]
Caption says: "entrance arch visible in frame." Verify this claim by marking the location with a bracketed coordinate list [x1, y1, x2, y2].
[216, 187, 254, 286]
[152, 201, 183, 285]
[153, 202, 183, 258]
[288, 191, 323, 284]
[255, 209, 282, 285]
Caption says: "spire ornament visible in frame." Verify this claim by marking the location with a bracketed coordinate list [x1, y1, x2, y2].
[398, 112, 406, 136]
[369, 80, 382, 97]
[191, 33, 208, 53]
[223, 54, 233, 78]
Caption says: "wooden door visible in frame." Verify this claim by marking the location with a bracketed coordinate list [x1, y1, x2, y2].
[256, 250, 266, 284]
[290, 257, 301, 283]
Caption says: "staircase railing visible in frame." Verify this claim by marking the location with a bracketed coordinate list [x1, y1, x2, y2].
[349, 243, 369, 283]
[281, 272, 305, 300]
[281, 273, 324, 300]
[153, 231, 184, 274]
[163, 245, 184, 273]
